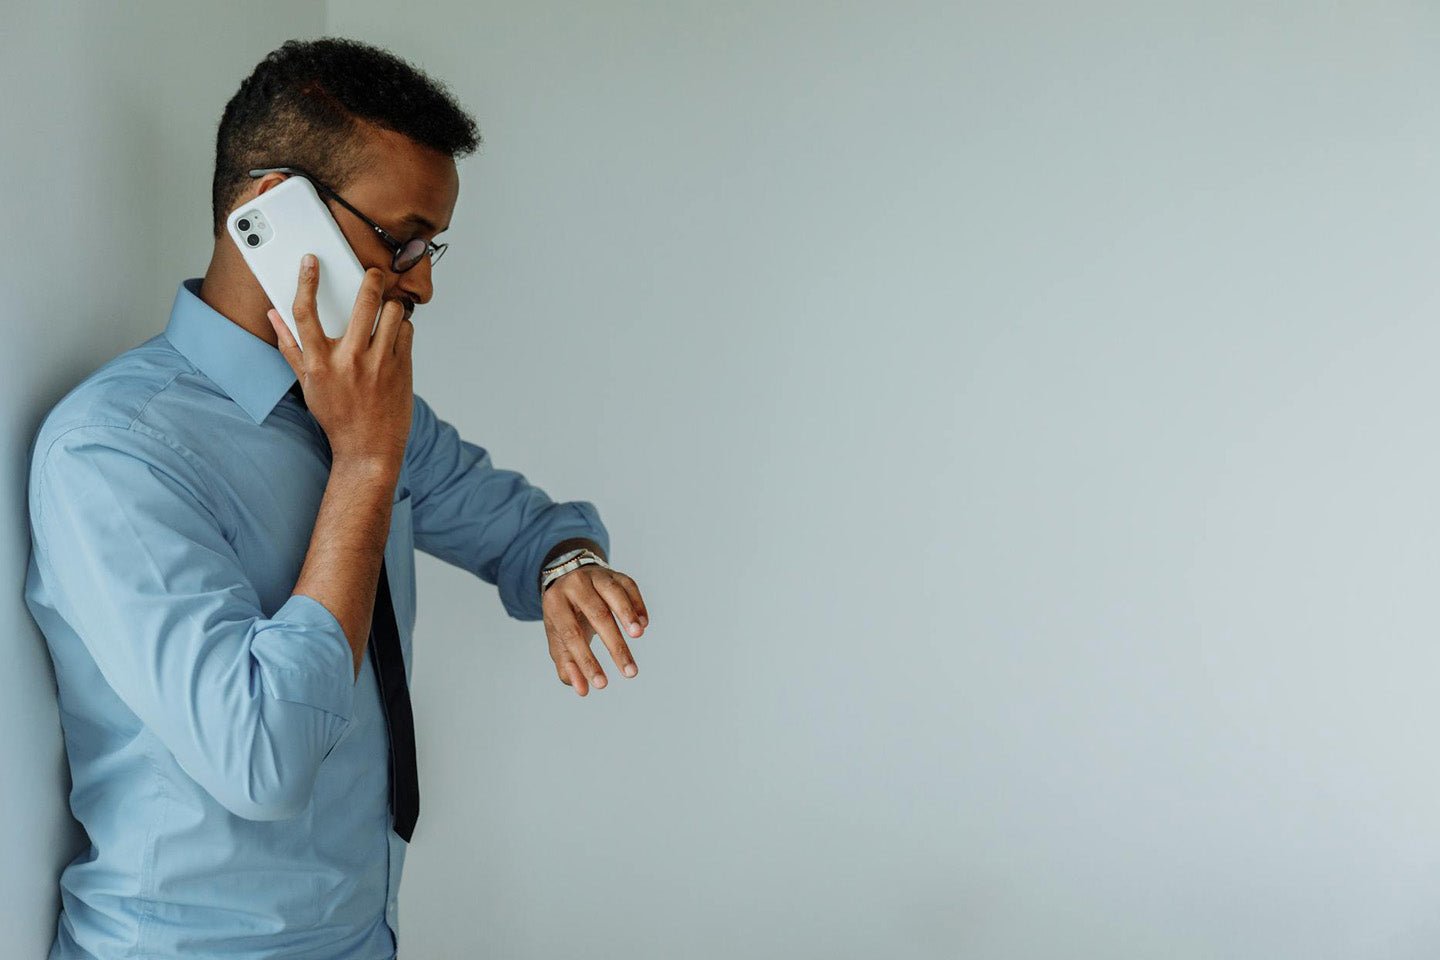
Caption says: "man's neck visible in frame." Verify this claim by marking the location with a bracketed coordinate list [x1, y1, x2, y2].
[198, 241, 280, 349]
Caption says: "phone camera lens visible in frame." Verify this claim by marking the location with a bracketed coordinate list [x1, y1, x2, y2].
[237, 218, 251, 232]
[246, 234, 260, 247]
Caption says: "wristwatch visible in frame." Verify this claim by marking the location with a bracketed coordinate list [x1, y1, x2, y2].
[540, 547, 610, 593]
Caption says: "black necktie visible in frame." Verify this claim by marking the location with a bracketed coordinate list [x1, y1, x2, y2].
[288, 381, 420, 842]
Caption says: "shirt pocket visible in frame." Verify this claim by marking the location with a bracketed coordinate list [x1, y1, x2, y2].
[384, 487, 417, 678]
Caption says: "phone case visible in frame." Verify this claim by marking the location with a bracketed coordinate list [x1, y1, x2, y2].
[225, 176, 376, 350]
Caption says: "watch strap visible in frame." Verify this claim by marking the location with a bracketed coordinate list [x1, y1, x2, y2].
[540, 548, 610, 593]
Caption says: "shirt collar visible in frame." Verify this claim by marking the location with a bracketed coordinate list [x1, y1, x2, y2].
[163, 278, 298, 425]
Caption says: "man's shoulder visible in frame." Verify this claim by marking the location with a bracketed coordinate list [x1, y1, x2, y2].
[31, 334, 198, 470]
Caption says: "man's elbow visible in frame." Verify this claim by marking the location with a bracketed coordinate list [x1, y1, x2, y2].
[172, 669, 351, 822]
[200, 715, 336, 821]
[220, 793, 307, 822]
[214, 769, 321, 822]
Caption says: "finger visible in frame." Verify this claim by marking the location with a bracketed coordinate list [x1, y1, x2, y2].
[290, 253, 326, 354]
[553, 599, 607, 690]
[577, 579, 639, 678]
[592, 573, 646, 640]
[610, 570, 649, 628]
[342, 268, 387, 353]
[371, 297, 406, 356]
[545, 600, 593, 694]
[266, 308, 301, 374]
[559, 660, 589, 696]
[397, 318, 414, 395]
[394, 315, 415, 358]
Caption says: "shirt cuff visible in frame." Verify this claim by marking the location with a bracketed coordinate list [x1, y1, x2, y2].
[250, 592, 358, 721]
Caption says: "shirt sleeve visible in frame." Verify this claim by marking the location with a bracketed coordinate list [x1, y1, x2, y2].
[31, 423, 357, 822]
[404, 393, 610, 621]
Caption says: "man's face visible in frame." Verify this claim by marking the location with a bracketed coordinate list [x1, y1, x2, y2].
[316, 124, 461, 323]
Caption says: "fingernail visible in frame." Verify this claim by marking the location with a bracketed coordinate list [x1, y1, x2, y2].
[303, 253, 317, 271]
[592, 675, 605, 688]
[623, 664, 637, 677]
[628, 621, 641, 635]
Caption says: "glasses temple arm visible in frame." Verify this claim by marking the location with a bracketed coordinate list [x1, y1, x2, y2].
[247, 166, 403, 251]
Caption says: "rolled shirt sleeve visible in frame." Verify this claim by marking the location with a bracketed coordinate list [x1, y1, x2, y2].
[404, 393, 610, 621]
[31, 423, 356, 822]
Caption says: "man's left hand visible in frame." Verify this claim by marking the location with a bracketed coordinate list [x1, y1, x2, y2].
[541, 565, 649, 696]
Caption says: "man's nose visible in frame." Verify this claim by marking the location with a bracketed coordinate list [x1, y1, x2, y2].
[393, 255, 434, 306]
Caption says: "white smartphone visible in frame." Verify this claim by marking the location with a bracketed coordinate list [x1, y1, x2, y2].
[225, 176, 377, 351]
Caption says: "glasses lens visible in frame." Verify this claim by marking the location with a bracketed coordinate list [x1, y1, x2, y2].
[430, 243, 447, 266]
[394, 238, 430, 273]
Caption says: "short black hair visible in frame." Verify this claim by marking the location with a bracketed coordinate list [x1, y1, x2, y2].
[211, 37, 480, 238]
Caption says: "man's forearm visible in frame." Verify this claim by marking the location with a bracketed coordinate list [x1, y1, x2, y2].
[294, 455, 401, 680]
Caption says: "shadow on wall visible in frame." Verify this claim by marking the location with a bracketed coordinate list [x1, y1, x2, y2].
[4, 459, 87, 952]
[4, 35, 216, 954]
[4, 3, 333, 957]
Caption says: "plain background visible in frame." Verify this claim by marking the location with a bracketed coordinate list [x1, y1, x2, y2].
[8, 2, 1440, 957]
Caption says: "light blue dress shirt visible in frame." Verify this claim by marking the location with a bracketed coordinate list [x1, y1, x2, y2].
[24, 278, 610, 959]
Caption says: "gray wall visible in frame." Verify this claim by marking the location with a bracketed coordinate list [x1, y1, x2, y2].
[10, 2, 1440, 957]
[0, 4, 325, 957]
[325, 2, 1440, 957]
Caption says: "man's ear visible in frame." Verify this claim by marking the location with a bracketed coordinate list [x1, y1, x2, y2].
[253, 172, 289, 197]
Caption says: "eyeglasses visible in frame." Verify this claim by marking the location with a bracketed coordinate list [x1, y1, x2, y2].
[247, 166, 448, 273]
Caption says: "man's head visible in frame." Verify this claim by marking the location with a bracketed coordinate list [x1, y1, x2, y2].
[211, 38, 478, 319]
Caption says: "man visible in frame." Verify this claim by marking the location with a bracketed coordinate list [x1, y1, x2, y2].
[23, 37, 649, 959]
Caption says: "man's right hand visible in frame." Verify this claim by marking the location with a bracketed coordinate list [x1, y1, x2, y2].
[266, 254, 415, 467]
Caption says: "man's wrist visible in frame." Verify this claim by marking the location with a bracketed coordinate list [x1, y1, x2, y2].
[542, 538, 606, 568]
[539, 538, 608, 594]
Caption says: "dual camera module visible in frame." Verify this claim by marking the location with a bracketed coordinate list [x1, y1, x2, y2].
[237, 217, 261, 246]
[234, 209, 274, 249]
